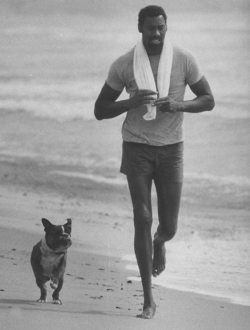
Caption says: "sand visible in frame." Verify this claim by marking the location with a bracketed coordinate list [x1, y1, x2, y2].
[0, 145, 250, 330]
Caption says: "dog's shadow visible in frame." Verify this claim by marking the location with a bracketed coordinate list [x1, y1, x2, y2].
[0, 298, 37, 307]
[0, 298, 132, 318]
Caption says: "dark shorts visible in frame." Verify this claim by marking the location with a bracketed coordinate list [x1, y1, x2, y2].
[120, 141, 183, 182]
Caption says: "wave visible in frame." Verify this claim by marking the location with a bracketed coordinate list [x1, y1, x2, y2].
[0, 99, 94, 121]
[123, 252, 250, 307]
[50, 169, 250, 189]
[2, 97, 250, 122]
[1, 76, 249, 121]
[185, 172, 250, 187]
[51, 170, 127, 186]
[127, 274, 250, 307]
[0, 79, 99, 121]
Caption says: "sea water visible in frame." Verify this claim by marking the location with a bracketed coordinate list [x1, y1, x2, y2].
[1, 6, 249, 121]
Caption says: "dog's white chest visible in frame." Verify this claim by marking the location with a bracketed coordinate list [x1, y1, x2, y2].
[41, 254, 64, 275]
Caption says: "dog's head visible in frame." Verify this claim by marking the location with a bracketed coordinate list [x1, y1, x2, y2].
[41, 218, 72, 252]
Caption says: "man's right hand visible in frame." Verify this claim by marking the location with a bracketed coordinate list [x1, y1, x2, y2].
[95, 84, 158, 120]
[129, 89, 158, 108]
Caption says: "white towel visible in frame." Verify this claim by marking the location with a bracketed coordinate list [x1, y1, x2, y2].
[133, 38, 173, 120]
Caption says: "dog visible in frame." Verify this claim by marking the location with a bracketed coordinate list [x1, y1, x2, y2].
[31, 218, 72, 304]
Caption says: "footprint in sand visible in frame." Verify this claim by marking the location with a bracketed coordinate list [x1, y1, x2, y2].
[76, 276, 85, 280]
[90, 296, 103, 300]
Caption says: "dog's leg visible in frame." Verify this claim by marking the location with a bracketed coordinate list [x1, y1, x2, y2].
[51, 255, 66, 304]
[31, 243, 49, 302]
[36, 278, 48, 303]
[52, 277, 64, 304]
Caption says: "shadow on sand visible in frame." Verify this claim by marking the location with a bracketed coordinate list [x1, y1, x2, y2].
[0, 298, 132, 318]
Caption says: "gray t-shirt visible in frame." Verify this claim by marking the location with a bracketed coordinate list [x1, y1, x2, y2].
[106, 45, 202, 146]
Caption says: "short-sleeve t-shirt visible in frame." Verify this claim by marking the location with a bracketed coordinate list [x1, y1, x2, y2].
[106, 44, 202, 146]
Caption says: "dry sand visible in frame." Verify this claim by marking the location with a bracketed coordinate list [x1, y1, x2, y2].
[0, 156, 250, 330]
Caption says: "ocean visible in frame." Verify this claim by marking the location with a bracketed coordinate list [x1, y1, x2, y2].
[1, 3, 250, 121]
[0, 1, 250, 306]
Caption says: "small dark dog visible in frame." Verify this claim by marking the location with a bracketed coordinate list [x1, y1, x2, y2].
[31, 218, 72, 304]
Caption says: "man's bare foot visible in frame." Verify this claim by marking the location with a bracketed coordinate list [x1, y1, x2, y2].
[152, 239, 166, 277]
[136, 303, 156, 319]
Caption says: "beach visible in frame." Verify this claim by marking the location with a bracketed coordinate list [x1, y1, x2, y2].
[1, 0, 250, 329]
[1, 112, 250, 329]
[0, 142, 250, 330]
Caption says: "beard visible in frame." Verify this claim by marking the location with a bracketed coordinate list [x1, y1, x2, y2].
[147, 38, 164, 54]
[148, 43, 163, 53]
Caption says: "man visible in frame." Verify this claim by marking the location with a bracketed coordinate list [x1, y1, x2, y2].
[94, 5, 214, 319]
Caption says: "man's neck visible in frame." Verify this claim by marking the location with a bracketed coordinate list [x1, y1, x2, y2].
[148, 53, 161, 58]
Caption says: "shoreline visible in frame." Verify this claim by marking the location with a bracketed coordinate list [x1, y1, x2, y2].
[1, 224, 250, 330]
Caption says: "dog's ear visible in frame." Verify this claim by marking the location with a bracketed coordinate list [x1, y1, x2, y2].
[66, 218, 72, 225]
[41, 218, 53, 231]
[64, 218, 72, 234]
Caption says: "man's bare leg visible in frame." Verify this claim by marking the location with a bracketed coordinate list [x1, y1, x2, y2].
[127, 175, 156, 319]
[152, 235, 166, 277]
[152, 181, 182, 277]
[134, 220, 156, 319]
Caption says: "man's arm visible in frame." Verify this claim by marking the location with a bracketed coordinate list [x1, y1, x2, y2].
[94, 83, 157, 120]
[154, 76, 215, 113]
[94, 83, 128, 120]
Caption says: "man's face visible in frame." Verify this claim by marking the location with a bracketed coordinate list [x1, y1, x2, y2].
[139, 15, 167, 55]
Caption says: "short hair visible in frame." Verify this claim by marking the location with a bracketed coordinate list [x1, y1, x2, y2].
[138, 5, 167, 27]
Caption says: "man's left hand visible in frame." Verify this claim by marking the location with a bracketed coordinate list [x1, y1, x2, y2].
[154, 97, 183, 113]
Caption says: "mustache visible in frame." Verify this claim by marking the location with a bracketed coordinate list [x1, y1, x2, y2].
[149, 37, 162, 42]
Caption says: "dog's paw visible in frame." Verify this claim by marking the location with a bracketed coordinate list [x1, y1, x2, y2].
[50, 281, 58, 290]
[53, 299, 62, 305]
[36, 298, 47, 303]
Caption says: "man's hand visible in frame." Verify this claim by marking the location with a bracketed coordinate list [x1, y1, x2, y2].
[154, 97, 183, 113]
[129, 89, 158, 108]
